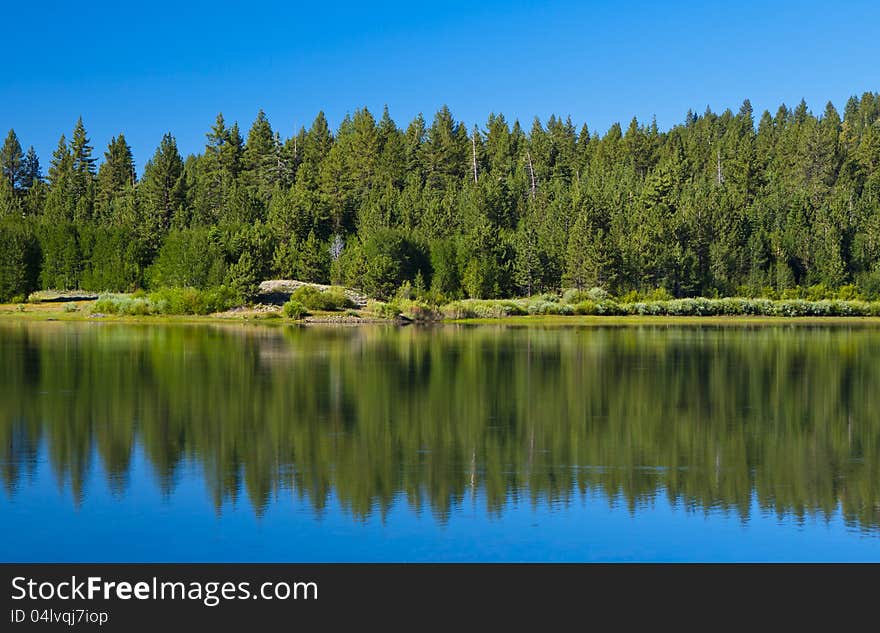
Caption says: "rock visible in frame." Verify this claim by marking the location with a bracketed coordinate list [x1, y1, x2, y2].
[257, 280, 369, 308]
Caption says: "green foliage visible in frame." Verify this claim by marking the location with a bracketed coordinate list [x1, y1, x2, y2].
[5, 94, 880, 303]
[78, 224, 144, 291]
[138, 133, 185, 252]
[0, 218, 41, 301]
[429, 238, 460, 297]
[92, 287, 239, 315]
[37, 220, 81, 290]
[150, 286, 239, 314]
[368, 300, 402, 319]
[147, 227, 226, 289]
[289, 285, 352, 311]
[92, 293, 155, 315]
[225, 251, 260, 301]
[282, 299, 308, 319]
[335, 228, 428, 299]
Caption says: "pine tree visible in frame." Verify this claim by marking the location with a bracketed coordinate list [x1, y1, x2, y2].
[0, 177, 22, 217]
[423, 106, 467, 189]
[242, 109, 277, 199]
[69, 117, 96, 221]
[298, 229, 330, 282]
[96, 135, 136, 216]
[138, 133, 185, 252]
[21, 146, 41, 190]
[44, 135, 75, 222]
[196, 113, 242, 221]
[514, 214, 542, 296]
[376, 106, 405, 188]
[0, 129, 25, 190]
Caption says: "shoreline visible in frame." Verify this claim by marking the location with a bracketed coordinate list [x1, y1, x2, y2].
[6, 303, 880, 328]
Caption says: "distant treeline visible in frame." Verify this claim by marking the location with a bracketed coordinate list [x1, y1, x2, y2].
[1, 92, 880, 302]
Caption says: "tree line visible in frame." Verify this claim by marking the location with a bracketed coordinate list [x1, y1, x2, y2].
[1, 92, 880, 302]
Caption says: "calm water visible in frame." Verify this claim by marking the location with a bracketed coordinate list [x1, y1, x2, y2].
[1, 320, 878, 562]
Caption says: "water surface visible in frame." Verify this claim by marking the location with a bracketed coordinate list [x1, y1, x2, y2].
[1, 321, 878, 561]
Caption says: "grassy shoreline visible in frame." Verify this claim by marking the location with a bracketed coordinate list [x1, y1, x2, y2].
[6, 301, 880, 328]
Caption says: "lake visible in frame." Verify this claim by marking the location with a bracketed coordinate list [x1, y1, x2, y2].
[1, 320, 878, 561]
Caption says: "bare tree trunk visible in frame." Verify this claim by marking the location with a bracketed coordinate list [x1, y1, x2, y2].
[471, 127, 478, 184]
[527, 151, 536, 199]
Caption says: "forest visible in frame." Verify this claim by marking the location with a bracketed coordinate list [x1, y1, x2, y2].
[1, 92, 879, 304]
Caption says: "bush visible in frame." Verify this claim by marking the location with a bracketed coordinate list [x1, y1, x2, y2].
[400, 300, 441, 322]
[562, 288, 590, 304]
[573, 300, 597, 315]
[645, 288, 673, 301]
[370, 300, 402, 320]
[440, 301, 475, 319]
[537, 293, 560, 303]
[92, 294, 156, 316]
[91, 287, 240, 316]
[282, 300, 308, 319]
[289, 285, 353, 311]
[163, 286, 239, 315]
[587, 287, 610, 301]
[837, 284, 861, 301]
[500, 300, 528, 316]
[594, 300, 624, 315]
[619, 290, 640, 304]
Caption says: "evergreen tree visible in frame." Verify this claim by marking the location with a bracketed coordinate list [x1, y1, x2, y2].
[21, 146, 41, 190]
[242, 109, 276, 199]
[0, 129, 25, 190]
[69, 117, 96, 221]
[138, 134, 185, 252]
[96, 134, 136, 217]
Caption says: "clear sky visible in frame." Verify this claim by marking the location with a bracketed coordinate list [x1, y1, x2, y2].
[2, 0, 878, 173]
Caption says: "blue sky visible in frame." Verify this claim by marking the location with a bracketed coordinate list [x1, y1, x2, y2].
[2, 0, 878, 173]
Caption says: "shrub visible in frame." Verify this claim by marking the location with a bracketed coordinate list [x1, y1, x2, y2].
[587, 287, 610, 301]
[371, 300, 402, 320]
[573, 300, 597, 315]
[500, 300, 528, 316]
[562, 288, 589, 304]
[837, 285, 861, 301]
[645, 288, 673, 301]
[401, 301, 440, 322]
[150, 287, 209, 315]
[92, 294, 155, 316]
[562, 288, 610, 304]
[289, 285, 353, 311]
[619, 290, 640, 304]
[594, 300, 623, 315]
[282, 300, 308, 319]
[91, 287, 240, 316]
[627, 301, 663, 316]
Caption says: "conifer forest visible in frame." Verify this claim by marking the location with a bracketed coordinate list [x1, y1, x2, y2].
[2, 93, 880, 304]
